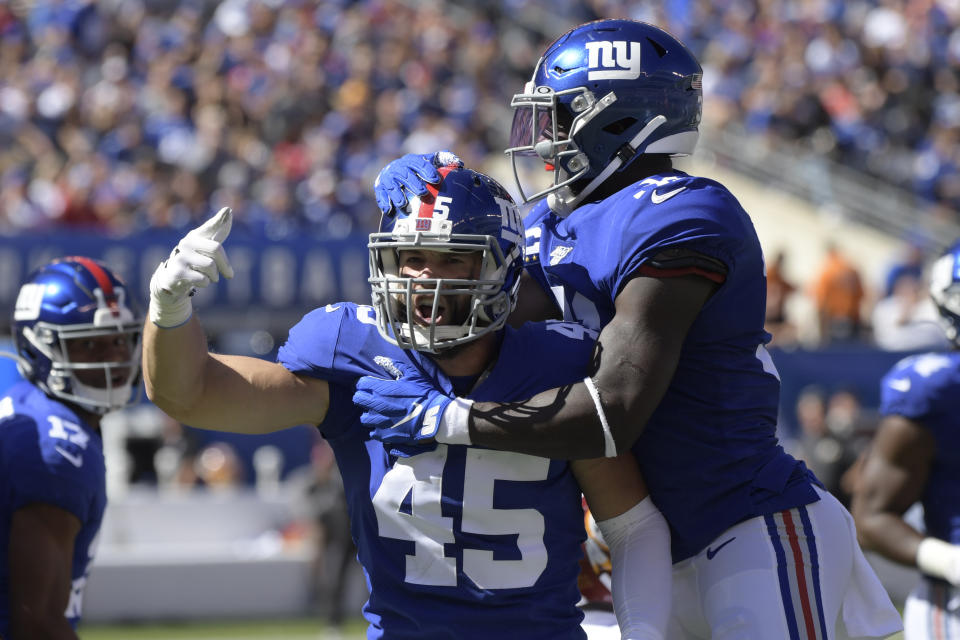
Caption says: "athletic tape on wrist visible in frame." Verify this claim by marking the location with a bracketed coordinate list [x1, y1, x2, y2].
[584, 376, 617, 457]
[149, 295, 193, 328]
[436, 397, 473, 445]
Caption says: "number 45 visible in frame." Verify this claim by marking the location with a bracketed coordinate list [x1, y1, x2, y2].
[372, 445, 549, 589]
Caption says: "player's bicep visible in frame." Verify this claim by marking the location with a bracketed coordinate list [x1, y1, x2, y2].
[594, 274, 716, 448]
[572, 453, 648, 521]
[855, 414, 934, 516]
[9, 503, 80, 632]
[183, 354, 330, 432]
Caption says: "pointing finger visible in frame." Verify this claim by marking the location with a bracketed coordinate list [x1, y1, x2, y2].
[194, 207, 233, 243]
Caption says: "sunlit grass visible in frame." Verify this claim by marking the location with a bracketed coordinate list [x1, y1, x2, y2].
[81, 617, 367, 640]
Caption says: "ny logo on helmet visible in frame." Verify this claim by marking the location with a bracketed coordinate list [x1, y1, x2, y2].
[585, 41, 641, 80]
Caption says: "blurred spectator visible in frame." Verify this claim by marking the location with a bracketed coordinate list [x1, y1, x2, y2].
[809, 242, 867, 344]
[793, 385, 876, 507]
[871, 271, 949, 351]
[765, 248, 797, 345]
[882, 240, 928, 299]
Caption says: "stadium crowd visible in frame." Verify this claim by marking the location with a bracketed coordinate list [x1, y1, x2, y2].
[4, 5, 957, 630]
[0, 0, 959, 239]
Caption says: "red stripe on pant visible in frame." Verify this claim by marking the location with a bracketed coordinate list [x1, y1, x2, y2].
[782, 509, 818, 639]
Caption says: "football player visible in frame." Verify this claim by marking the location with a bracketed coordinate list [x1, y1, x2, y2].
[143, 167, 671, 639]
[359, 18, 902, 639]
[0, 257, 142, 639]
[852, 240, 960, 639]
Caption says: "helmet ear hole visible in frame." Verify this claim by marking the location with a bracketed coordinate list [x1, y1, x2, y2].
[603, 117, 637, 135]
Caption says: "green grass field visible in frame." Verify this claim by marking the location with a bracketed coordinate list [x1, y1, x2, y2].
[80, 617, 367, 640]
[79, 615, 906, 639]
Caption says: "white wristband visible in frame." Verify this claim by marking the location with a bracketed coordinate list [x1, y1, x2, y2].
[917, 537, 960, 585]
[435, 397, 473, 445]
[583, 376, 617, 457]
[149, 295, 193, 328]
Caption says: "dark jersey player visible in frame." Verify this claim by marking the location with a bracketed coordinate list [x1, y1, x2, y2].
[0, 257, 142, 639]
[853, 240, 960, 639]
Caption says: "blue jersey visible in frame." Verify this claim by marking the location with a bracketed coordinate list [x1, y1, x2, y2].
[0, 381, 106, 637]
[524, 171, 820, 561]
[879, 352, 960, 544]
[278, 303, 596, 639]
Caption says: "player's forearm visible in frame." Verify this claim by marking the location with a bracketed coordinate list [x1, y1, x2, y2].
[468, 382, 612, 459]
[142, 314, 214, 421]
[854, 510, 923, 567]
[469, 329, 671, 459]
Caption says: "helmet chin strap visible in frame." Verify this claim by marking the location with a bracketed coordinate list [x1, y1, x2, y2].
[0, 350, 28, 371]
[547, 115, 668, 217]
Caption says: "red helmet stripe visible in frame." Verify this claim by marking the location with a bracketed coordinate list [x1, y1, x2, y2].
[418, 165, 457, 219]
[66, 256, 116, 301]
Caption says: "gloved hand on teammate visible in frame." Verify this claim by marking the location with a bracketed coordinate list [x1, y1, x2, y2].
[353, 361, 473, 447]
[373, 150, 463, 215]
[149, 207, 234, 328]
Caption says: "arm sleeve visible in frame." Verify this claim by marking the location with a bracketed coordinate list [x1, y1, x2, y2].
[4, 417, 96, 522]
[596, 497, 672, 640]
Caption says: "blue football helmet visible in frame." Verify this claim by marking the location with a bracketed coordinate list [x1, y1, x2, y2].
[929, 241, 960, 344]
[506, 19, 702, 212]
[369, 166, 524, 353]
[13, 256, 142, 414]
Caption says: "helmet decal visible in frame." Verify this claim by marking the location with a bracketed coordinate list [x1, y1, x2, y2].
[404, 166, 456, 234]
[586, 41, 642, 80]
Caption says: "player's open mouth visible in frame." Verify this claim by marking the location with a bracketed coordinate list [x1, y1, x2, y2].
[414, 301, 446, 325]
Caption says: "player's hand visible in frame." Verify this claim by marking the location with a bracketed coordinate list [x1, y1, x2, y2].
[149, 207, 234, 328]
[353, 367, 455, 446]
[373, 150, 463, 215]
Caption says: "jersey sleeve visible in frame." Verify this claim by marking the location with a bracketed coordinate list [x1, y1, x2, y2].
[521, 200, 553, 295]
[2, 414, 98, 523]
[879, 354, 955, 421]
[615, 178, 748, 296]
[482, 321, 598, 400]
[278, 304, 383, 385]
[276, 304, 385, 440]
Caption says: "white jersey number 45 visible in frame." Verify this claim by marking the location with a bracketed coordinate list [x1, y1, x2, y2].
[373, 445, 549, 589]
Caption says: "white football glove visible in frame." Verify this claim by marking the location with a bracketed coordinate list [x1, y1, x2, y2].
[149, 207, 234, 328]
[917, 537, 960, 586]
